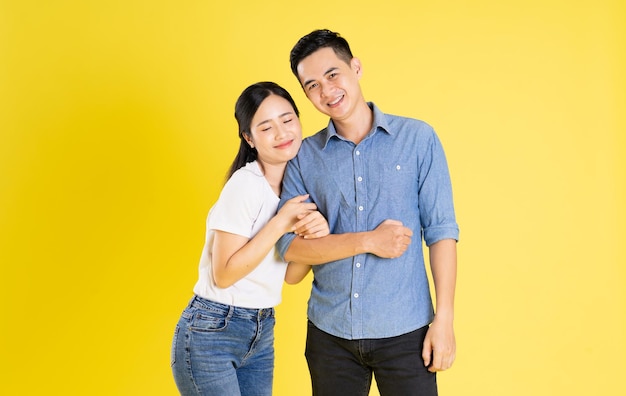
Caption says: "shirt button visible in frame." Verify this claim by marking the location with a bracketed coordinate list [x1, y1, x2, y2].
[353, 293, 359, 298]
[358, 206, 364, 211]
[396, 165, 401, 170]
[356, 262, 361, 268]
[357, 176, 362, 182]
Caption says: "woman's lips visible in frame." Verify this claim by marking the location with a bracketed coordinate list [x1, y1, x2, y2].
[275, 140, 293, 149]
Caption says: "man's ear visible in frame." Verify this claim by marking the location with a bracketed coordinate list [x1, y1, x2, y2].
[351, 57, 363, 78]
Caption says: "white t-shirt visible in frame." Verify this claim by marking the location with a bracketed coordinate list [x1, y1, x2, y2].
[193, 161, 287, 309]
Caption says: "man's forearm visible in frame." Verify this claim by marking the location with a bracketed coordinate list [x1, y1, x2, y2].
[284, 232, 369, 265]
[429, 238, 457, 319]
[284, 219, 414, 265]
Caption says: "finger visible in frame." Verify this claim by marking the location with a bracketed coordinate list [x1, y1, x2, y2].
[430, 349, 443, 372]
[301, 224, 328, 238]
[443, 350, 456, 370]
[422, 339, 432, 367]
[291, 216, 313, 232]
[297, 220, 326, 234]
[302, 231, 321, 239]
[297, 203, 317, 213]
[307, 224, 331, 238]
[303, 203, 319, 212]
[291, 194, 309, 202]
[448, 351, 456, 369]
[295, 220, 325, 235]
[286, 195, 304, 204]
[292, 221, 309, 233]
[293, 213, 318, 230]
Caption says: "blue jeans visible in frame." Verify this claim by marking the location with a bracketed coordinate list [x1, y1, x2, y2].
[305, 321, 437, 396]
[171, 295, 275, 396]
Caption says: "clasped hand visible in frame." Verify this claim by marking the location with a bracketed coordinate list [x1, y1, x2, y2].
[279, 194, 330, 239]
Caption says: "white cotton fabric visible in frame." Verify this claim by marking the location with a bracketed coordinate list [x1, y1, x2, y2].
[193, 161, 286, 309]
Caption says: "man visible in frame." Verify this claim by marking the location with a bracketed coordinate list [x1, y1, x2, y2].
[277, 29, 459, 395]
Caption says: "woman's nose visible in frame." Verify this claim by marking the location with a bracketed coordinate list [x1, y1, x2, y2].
[275, 123, 288, 138]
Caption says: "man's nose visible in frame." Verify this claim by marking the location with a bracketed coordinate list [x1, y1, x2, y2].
[320, 81, 332, 98]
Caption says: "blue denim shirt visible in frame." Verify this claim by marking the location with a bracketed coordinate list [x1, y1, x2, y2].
[277, 103, 459, 340]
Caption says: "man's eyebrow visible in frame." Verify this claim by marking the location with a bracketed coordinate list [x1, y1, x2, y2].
[324, 67, 339, 76]
[303, 67, 339, 87]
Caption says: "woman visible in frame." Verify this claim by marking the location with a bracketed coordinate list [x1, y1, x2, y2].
[171, 82, 328, 396]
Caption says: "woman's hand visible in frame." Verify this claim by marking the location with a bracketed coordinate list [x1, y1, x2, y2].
[277, 194, 329, 239]
[293, 210, 330, 239]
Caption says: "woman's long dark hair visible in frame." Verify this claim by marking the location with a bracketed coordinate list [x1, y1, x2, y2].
[226, 82, 300, 180]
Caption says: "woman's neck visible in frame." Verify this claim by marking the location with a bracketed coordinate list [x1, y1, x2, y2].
[257, 160, 286, 196]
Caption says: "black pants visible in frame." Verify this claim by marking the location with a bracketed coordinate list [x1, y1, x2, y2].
[305, 321, 437, 396]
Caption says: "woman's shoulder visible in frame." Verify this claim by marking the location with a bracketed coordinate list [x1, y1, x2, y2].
[227, 161, 265, 185]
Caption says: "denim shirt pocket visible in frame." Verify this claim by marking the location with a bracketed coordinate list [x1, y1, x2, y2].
[380, 161, 418, 207]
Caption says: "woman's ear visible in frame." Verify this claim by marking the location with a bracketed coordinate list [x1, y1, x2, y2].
[244, 135, 255, 148]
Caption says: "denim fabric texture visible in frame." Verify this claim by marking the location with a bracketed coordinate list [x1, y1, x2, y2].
[277, 103, 459, 340]
[171, 295, 275, 396]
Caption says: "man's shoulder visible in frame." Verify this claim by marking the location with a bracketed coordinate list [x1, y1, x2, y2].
[300, 128, 329, 149]
[303, 127, 329, 140]
[378, 114, 436, 147]
[371, 102, 432, 132]
[385, 112, 432, 130]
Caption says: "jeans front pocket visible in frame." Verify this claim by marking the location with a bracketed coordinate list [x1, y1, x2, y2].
[189, 309, 229, 332]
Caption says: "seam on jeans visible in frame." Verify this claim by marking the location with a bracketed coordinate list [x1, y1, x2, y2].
[183, 326, 202, 395]
[170, 325, 180, 367]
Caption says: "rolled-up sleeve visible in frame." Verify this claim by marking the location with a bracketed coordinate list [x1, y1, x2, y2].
[418, 131, 460, 246]
[276, 156, 308, 260]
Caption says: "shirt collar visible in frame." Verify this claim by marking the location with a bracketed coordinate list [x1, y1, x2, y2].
[322, 102, 393, 150]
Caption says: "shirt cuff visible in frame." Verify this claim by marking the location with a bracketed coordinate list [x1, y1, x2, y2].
[276, 232, 297, 261]
[423, 225, 460, 246]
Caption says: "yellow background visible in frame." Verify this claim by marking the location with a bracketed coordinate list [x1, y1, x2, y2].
[1, 0, 624, 395]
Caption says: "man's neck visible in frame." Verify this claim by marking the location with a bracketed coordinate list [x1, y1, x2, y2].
[333, 101, 373, 145]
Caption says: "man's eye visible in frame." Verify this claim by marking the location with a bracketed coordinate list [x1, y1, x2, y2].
[284, 118, 293, 124]
[307, 83, 318, 91]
